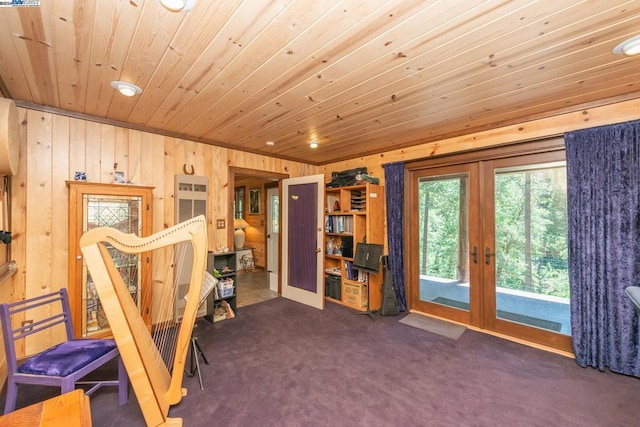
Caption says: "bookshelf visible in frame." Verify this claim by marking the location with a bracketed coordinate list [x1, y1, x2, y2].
[324, 183, 385, 311]
[205, 251, 237, 323]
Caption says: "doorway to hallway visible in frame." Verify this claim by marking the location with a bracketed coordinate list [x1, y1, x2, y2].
[229, 167, 287, 308]
[236, 269, 278, 308]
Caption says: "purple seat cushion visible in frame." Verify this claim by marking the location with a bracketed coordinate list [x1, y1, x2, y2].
[17, 339, 117, 377]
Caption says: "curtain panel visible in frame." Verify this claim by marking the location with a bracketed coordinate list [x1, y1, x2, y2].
[565, 120, 640, 376]
[383, 162, 407, 311]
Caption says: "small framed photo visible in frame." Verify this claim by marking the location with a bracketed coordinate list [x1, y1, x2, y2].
[249, 188, 260, 215]
[114, 171, 126, 184]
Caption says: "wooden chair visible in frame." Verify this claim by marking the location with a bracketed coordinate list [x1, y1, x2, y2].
[0, 288, 128, 414]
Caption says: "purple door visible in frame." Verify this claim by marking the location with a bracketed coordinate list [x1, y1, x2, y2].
[287, 182, 318, 292]
[282, 174, 324, 309]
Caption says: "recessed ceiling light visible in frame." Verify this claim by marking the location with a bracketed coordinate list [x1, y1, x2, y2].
[159, 0, 196, 12]
[309, 140, 318, 149]
[266, 141, 275, 147]
[613, 35, 640, 56]
[110, 81, 142, 97]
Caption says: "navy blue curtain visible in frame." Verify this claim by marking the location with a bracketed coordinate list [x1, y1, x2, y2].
[383, 161, 407, 311]
[565, 120, 640, 376]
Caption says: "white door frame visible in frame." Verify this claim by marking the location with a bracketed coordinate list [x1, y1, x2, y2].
[266, 186, 279, 293]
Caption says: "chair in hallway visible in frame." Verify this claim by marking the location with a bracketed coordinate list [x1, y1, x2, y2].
[0, 288, 128, 414]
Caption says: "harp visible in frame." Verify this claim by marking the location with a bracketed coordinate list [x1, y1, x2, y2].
[80, 215, 208, 426]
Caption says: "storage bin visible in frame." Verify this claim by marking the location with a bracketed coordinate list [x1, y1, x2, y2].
[217, 278, 235, 298]
[325, 276, 341, 300]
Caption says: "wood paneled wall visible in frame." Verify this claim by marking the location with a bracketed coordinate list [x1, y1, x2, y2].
[320, 98, 640, 183]
[2, 107, 317, 368]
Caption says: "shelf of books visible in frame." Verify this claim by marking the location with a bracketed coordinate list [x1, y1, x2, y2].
[323, 182, 385, 311]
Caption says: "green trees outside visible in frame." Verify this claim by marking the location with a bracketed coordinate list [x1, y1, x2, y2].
[495, 167, 568, 298]
[418, 177, 463, 280]
[418, 166, 569, 298]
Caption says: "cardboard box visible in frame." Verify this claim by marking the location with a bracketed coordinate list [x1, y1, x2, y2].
[342, 282, 367, 309]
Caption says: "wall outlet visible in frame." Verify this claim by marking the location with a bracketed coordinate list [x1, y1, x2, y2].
[216, 219, 225, 229]
[22, 319, 33, 332]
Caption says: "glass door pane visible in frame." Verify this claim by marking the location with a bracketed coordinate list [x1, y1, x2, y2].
[493, 163, 570, 335]
[270, 193, 279, 234]
[418, 173, 470, 312]
[82, 194, 143, 336]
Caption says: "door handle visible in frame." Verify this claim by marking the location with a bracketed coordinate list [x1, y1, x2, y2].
[470, 246, 478, 264]
[316, 248, 322, 253]
[267, 234, 271, 238]
[485, 247, 495, 265]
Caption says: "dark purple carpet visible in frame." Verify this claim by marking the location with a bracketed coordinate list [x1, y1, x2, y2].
[4, 297, 640, 426]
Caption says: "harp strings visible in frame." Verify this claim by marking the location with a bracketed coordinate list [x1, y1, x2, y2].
[151, 241, 191, 372]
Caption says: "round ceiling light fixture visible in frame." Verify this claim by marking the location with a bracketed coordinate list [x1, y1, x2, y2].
[110, 81, 143, 97]
[309, 140, 318, 149]
[159, 0, 196, 12]
[612, 35, 640, 56]
[266, 141, 275, 147]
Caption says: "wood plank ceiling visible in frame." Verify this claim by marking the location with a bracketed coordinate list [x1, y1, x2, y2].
[0, 0, 639, 165]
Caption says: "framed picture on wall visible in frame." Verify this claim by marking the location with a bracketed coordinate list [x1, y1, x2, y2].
[114, 171, 126, 184]
[249, 188, 260, 215]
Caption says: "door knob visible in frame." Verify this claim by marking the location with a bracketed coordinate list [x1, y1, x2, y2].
[470, 246, 478, 264]
[485, 247, 495, 265]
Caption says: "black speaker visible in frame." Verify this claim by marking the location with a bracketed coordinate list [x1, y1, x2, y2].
[325, 276, 341, 300]
[341, 236, 353, 258]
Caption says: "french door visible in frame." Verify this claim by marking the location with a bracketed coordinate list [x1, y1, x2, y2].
[408, 141, 572, 352]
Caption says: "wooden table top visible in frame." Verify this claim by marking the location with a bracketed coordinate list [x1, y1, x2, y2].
[0, 389, 91, 426]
